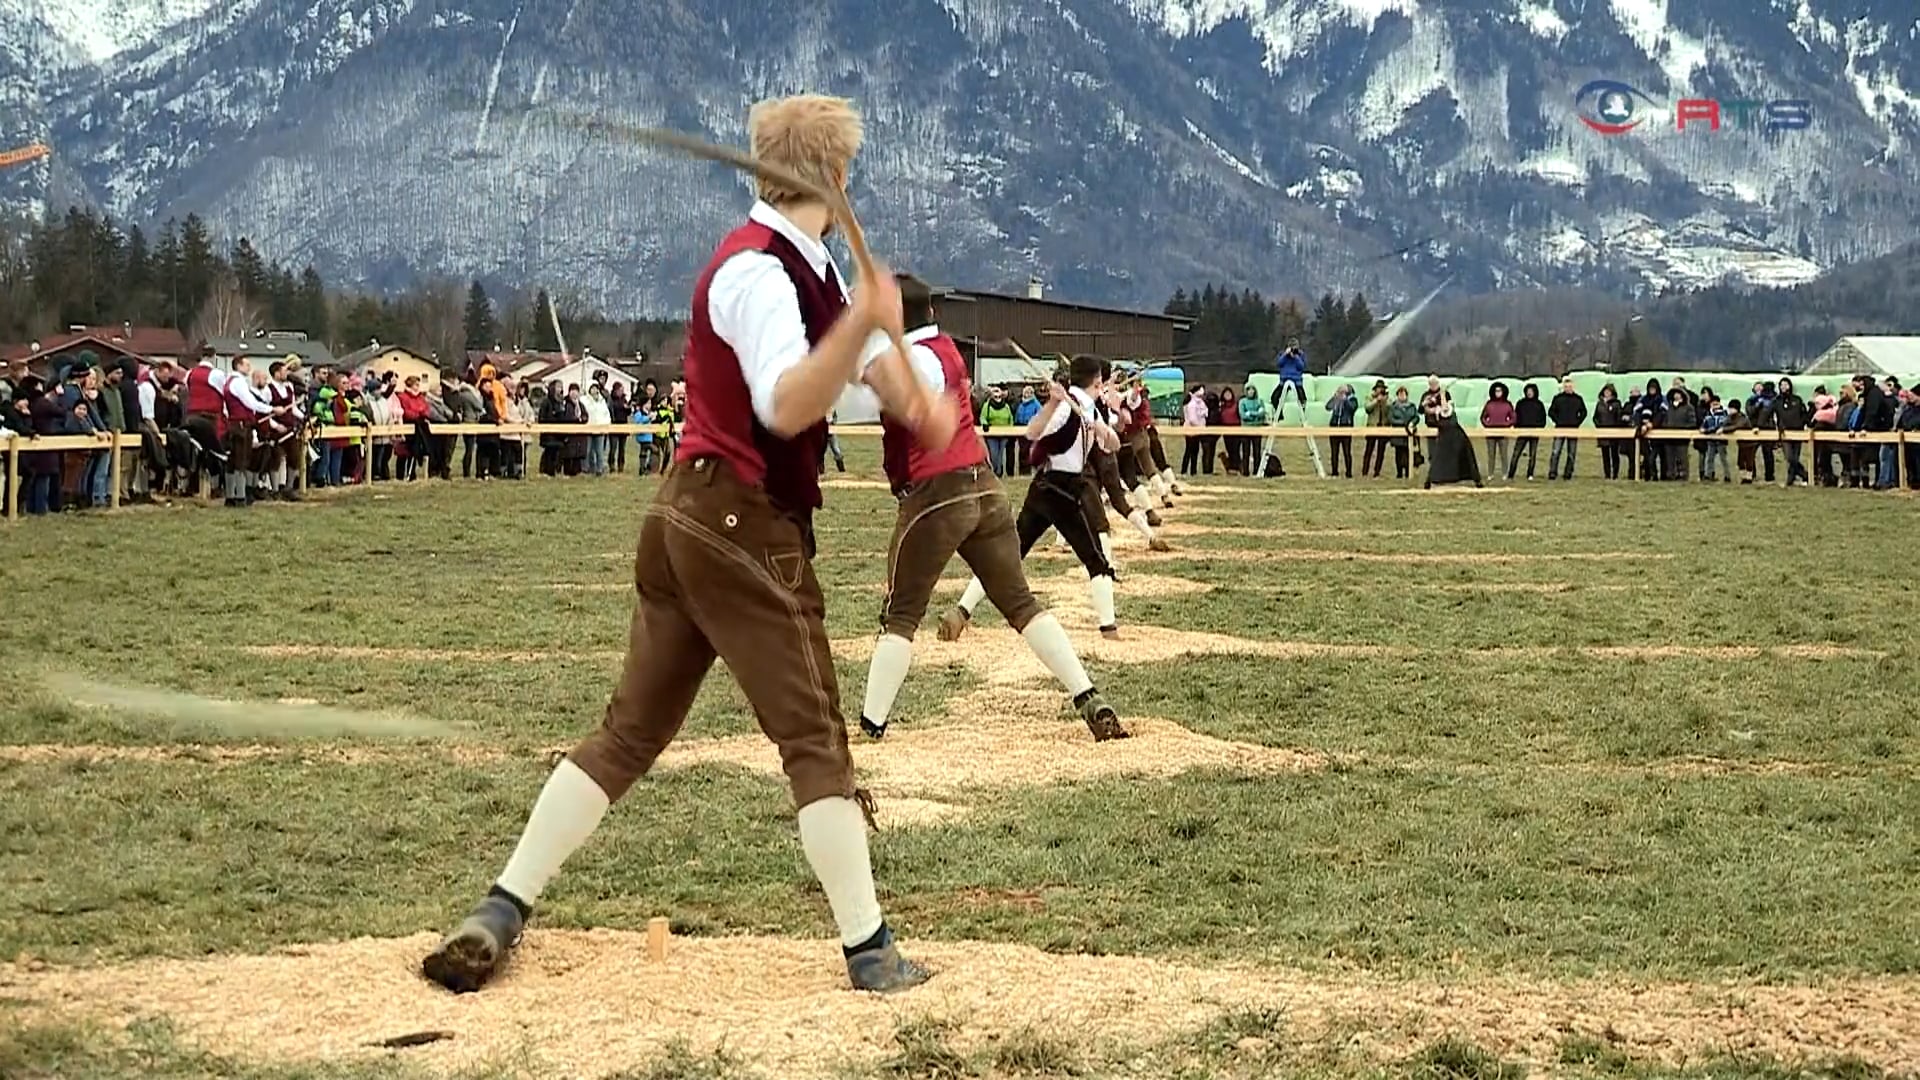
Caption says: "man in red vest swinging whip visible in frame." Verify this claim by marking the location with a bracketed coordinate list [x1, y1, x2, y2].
[859, 276, 1127, 743]
[937, 355, 1133, 663]
[422, 94, 956, 996]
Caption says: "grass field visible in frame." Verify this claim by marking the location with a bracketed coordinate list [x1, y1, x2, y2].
[1, 440, 1916, 1080]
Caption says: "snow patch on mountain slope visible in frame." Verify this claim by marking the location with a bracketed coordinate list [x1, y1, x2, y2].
[1789, 0, 1838, 51]
[1609, 0, 1708, 91]
[1183, 118, 1273, 187]
[1513, 0, 1567, 41]
[1352, 9, 1451, 140]
[1843, 19, 1920, 150]
[31, 0, 216, 64]
[1122, 0, 1418, 64]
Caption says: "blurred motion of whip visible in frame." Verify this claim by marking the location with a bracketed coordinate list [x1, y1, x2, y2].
[44, 673, 456, 740]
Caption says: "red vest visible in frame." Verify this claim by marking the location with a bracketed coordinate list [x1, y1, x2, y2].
[184, 364, 227, 435]
[1128, 390, 1154, 430]
[881, 332, 987, 488]
[678, 220, 837, 514]
[223, 376, 251, 421]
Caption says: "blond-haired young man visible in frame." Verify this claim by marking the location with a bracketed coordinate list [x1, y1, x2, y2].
[423, 94, 953, 996]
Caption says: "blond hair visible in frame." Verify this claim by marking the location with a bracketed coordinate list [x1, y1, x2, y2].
[749, 94, 862, 205]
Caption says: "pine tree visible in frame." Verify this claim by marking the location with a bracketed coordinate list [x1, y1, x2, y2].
[152, 220, 183, 329]
[530, 287, 560, 351]
[463, 279, 498, 350]
[1308, 293, 1347, 369]
[297, 267, 329, 343]
[1616, 321, 1640, 370]
[1344, 292, 1375, 358]
[179, 215, 221, 331]
[338, 295, 386, 349]
[230, 238, 268, 301]
[267, 264, 298, 327]
[1165, 287, 1189, 316]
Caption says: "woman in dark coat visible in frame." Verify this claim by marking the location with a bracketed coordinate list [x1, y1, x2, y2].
[1420, 377, 1482, 489]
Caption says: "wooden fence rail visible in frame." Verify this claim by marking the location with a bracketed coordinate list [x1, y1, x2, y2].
[4, 423, 1910, 520]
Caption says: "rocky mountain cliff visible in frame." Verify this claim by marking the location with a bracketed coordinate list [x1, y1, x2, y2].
[5, 0, 1918, 316]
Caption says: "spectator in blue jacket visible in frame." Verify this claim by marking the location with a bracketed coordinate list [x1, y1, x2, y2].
[1010, 382, 1042, 476]
[1273, 339, 1308, 411]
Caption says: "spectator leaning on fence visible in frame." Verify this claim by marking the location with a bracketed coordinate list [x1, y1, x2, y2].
[1899, 387, 1920, 490]
[979, 386, 1016, 477]
[1698, 390, 1728, 482]
[1774, 378, 1810, 486]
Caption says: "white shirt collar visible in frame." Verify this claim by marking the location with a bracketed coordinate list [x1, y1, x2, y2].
[749, 200, 836, 281]
[904, 324, 939, 344]
[1069, 385, 1094, 406]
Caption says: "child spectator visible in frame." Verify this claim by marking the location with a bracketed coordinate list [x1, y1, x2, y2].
[1698, 391, 1728, 481]
[1387, 386, 1419, 478]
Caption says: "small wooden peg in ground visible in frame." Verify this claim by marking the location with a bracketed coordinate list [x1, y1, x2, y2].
[647, 916, 670, 962]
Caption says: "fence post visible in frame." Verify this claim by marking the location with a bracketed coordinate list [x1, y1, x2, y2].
[4, 439, 17, 520]
[1807, 427, 1818, 487]
[362, 426, 373, 486]
[109, 433, 124, 509]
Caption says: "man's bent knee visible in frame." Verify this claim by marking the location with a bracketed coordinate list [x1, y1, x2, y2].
[568, 721, 666, 803]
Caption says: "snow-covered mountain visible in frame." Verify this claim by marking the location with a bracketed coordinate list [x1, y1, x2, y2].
[8, 0, 1920, 315]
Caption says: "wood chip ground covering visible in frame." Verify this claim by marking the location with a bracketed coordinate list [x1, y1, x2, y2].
[827, 626, 1878, 686]
[8, 934, 1916, 1079]
[1028, 545, 1672, 566]
[659, 715, 1323, 795]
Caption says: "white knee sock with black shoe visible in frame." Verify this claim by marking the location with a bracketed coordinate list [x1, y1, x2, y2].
[796, 797, 884, 950]
[494, 758, 612, 907]
[859, 634, 913, 738]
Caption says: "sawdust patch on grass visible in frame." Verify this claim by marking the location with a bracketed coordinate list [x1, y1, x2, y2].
[1030, 546, 1668, 566]
[832, 626, 1403, 687]
[659, 715, 1322, 794]
[9, 934, 1916, 1079]
[818, 478, 895, 491]
[831, 626, 1872, 690]
[243, 645, 622, 663]
[925, 570, 1214, 602]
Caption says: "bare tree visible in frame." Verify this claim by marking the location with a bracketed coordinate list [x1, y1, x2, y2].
[192, 276, 262, 341]
[405, 278, 466, 371]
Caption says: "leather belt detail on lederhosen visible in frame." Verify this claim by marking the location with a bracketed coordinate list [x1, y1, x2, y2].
[892, 461, 987, 500]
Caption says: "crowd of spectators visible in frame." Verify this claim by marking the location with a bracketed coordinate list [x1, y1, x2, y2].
[0, 351, 699, 514]
[1149, 371, 1919, 490]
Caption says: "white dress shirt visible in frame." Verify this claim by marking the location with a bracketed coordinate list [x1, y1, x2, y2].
[195, 361, 229, 393]
[708, 200, 891, 429]
[225, 377, 272, 418]
[137, 379, 157, 423]
[901, 324, 947, 394]
[1038, 386, 1096, 474]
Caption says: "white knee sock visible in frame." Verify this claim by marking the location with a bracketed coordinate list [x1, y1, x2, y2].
[1099, 533, 1115, 566]
[1021, 613, 1093, 696]
[861, 634, 913, 728]
[1090, 574, 1117, 628]
[1126, 509, 1155, 542]
[495, 758, 612, 905]
[1130, 485, 1151, 512]
[797, 797, 884, 949]
[957, 577, 987, 616]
